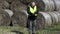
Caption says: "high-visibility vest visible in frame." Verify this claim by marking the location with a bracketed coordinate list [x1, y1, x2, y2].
[29, 6, 37, 14]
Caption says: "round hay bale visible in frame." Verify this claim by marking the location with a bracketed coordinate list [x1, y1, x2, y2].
[0, 0, 9, 9]
[12, 10, 27, 27]
[37, 0, 55, 11]
[54, 12, 60, 23]
[0, 9, 11, 26]
[4, 9, 14, 17]
[48, 0, 55, 11]
[20, 0, 35, 5]
[36, 12, 52, 29]
[53, 0, 60, 11]
[10, 1, 27, 12]
[48, 12, 58, 24]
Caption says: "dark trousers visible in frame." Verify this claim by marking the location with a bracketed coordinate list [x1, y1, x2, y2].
[27, 18, 36, 34]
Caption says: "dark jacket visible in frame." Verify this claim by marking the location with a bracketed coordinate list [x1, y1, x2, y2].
[27, 4, 39, 20]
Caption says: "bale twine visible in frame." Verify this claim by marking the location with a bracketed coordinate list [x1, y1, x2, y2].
[37, 0, 55, 11]
[12, 10, 27, 27]
[36, 12, 52, 29]
[53, 0, 60, 11]
[10, 1, 27, 12]
[0, 0, 9, 9]
[0, 9, 11, 26]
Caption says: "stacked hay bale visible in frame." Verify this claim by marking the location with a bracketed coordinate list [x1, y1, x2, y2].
[53, 12, 60, 23]
[36, 12, 52, 29]
[4, 9, 14, 17]
[37, 0, 60, 11]
[37, 0, 55, 11]
[0, 0, 9, 9]
[11, 10, 27, 27]
[53, 0, 60, 11]
[0, 9, 13, 26]
[36, 12, 60, 29]
[35, 0, 60, 29]
[0, 0, 27, 27]
[10, 0, 27, 12]
[47, 12, 59, 24]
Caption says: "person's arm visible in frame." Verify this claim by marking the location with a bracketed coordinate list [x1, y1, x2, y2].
[34, 6, 39, 16]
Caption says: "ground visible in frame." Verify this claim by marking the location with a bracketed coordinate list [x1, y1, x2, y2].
[0, 23, 60, 34]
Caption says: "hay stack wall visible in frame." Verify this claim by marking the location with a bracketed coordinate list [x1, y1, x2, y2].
[36, 11, 60, 29]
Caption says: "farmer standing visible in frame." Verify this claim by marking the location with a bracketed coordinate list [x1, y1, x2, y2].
[27, 1, 39, 34]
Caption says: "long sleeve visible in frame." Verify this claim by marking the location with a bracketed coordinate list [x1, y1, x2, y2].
[34, 6, 39, 14]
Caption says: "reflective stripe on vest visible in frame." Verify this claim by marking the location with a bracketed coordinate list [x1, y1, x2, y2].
[29, 6, 37, 13]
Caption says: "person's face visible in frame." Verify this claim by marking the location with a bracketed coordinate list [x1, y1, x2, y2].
[32, 2, 35, 6]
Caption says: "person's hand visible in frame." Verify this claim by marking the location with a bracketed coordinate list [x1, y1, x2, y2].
[35, 14, 38, 16]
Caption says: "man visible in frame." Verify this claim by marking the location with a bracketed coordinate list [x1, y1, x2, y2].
[27, 2, 39, 34]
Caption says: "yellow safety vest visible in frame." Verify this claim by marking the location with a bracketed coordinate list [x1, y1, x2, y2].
[29, 6, 37, 14]
[28, 6, 37, 16]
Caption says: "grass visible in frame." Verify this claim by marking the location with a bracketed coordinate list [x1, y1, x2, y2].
[0, 26, 28, 34]
[36, 23, 60, 34]
[0, 23, 60, 34]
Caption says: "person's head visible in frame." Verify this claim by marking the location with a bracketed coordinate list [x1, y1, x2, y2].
[31, 2, 36, 6]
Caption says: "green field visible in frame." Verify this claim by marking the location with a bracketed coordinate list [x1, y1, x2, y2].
[0, 23, 60, 34]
